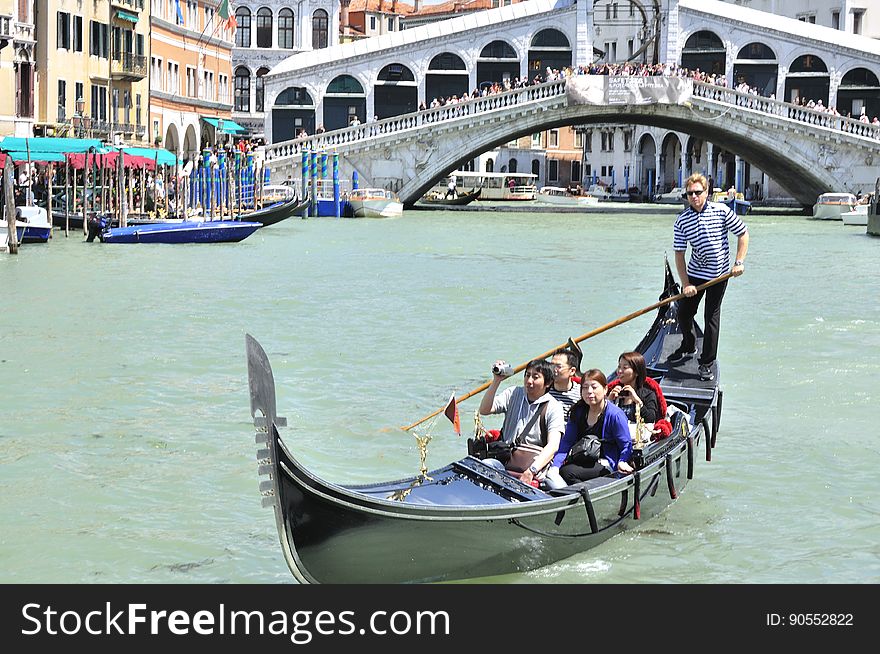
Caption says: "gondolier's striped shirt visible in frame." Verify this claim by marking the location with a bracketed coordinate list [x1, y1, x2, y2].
[673, 201, 748, 280]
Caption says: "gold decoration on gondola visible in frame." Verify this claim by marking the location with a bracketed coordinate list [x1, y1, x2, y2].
[633, 403, 647, 451]
[387, 429, 434, 501]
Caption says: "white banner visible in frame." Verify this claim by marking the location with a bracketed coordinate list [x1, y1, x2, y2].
[567, 76, 694, 106]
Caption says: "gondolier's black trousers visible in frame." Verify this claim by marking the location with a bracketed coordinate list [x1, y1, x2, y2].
[678, 276, 728, 366]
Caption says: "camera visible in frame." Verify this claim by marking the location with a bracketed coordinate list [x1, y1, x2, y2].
[492, 362, 514, 376]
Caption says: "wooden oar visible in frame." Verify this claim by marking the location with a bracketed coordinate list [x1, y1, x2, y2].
[400, 271, 735, 432]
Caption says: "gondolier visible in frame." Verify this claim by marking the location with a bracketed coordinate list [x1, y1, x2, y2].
[672, 173, 749, 381]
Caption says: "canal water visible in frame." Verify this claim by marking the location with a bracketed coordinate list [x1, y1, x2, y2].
[1, 206, 878, 584]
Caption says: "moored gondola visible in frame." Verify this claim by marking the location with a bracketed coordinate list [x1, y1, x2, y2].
[245, 263, 722, 583]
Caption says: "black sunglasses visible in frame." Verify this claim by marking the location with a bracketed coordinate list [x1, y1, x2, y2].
[686, 190, 706, 196]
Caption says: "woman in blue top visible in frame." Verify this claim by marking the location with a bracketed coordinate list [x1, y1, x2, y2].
[552, 369, 634, 485]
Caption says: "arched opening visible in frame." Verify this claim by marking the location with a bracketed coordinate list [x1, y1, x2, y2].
[235, 8, 251, 48]
[256, 8, 272, 48]
[324, 75, 366, 130]
[637, 133, 657, 199]
[163, 123, 180, 154]
[508, 158, 518, 173]
[528, 29, 571, 77]
[733, 42, 777, 96]
[278, 8, 294, 49]
[680, 30, 725, 76]
[837, 67, 880, 120]
[234, 67, 251, 113]
[272, 87, 315, 142]
[784, 54, 829, 105]
[485, 158, 494, 173]
[183, 124, 198, 162]
[426, 52, 469, 102]
[255, 67, 269, 113]
[375, 64, 417, 119]
[531, 158, 541, 178]
[659, 132, 683, 192]
[312, 9, 328, 49]
[477, 40, 519, 88]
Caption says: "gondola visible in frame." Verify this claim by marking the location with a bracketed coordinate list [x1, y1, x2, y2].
[245, 262, 722, 584]
[420, 187, 482, 206]
[240, 195, 309, 226]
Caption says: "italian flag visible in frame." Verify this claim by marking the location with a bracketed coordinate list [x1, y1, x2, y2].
[218, 0, 236, 30]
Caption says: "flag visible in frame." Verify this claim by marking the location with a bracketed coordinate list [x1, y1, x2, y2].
[218, 0, 237, 30]
[443, 394, 461, 436]
[174, 0, 184, 24]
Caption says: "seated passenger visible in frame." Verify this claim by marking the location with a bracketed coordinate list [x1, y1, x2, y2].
[607, 351, 672, 439]
[552, 369, 633, 485]
[479, 359, 565, 488]
[548, 347, 582, 423]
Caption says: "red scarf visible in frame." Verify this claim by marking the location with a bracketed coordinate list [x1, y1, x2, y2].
[607, 377, 672, 439]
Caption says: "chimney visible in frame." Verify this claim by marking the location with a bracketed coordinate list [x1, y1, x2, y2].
[414, 0, 421, 12]
[341, 0, 350, 32]
[453, 1, 463, 12]
[392, 0, 398, 11]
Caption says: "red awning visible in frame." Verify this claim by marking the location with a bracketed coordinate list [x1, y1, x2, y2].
[65, 151, 157, 171]
[0, 152, 6, 169]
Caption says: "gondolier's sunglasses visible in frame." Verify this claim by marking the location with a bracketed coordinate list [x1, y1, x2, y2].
[686, 189, 706, 196]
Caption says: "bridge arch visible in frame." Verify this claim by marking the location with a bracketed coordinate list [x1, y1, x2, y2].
[837, 66, 880, 120]
[680, 30, 726, 76]
[375, 63, 418, 119]
[784, 53, 829, 105]
[733, 42, 777, 96]
[477, 39, 521, 87]
[426, 52, 470, 102]
[528, 29, 572, 77]
[323, 74, 366, 131]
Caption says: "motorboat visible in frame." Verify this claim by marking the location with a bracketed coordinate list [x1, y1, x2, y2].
[537, 186, 600, 207]
[14, 206, 52, 243]
[347, 188, 403, 218]
[813, 192, 857, 220]
[87, 216, 262, 243]
[654, 187, 686, 204]
[842, 201, 870, 226]
[711, 189, 751, 216]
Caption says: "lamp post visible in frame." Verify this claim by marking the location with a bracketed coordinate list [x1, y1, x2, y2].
[217, 117, 225, 147]
[74, 96, 90, 138]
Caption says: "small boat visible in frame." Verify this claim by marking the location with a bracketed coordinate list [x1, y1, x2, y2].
[420, 187, 482, 206]
[813, 192, 857, 220]
[653, 187, 686, 204]
[87, 217, 261, 244]
[347, 188, 403, 218]
[537, 186, 599, 208]
[14, 206, 52, 243]
[841, 202, 869, 226]
[244, 262, 722, 584]
[711, 190, 751, 216]
[261, 184, 297, 205]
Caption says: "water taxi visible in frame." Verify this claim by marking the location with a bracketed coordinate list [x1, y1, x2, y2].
[347, 188, 403, 218]
[813, 192, 857, 220]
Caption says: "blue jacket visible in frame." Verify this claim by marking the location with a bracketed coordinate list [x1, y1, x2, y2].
[552, 400, 633, 471]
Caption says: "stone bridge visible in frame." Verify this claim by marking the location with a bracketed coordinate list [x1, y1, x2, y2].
[265, 76, 880, 207]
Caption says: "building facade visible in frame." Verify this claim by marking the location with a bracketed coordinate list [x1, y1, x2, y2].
[0, 0, 35, 138]
[150, 0, 235, 160]
[31, 0, 150, 144]
[231, 0, 339, 138]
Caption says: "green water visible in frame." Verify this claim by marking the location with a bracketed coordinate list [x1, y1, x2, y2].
[1, 207, 878, 583]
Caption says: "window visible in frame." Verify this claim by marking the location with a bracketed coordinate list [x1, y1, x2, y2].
[73, 16, 82, 52]
[257, 8, 272, 48]
[91, 85, 107, 121]
[136, 93, 141, 125]
[571, 160, 581, 182]
[124, 90, 131, 124]
[584, 131, 592, 152]
[219, 74, 229, 104]
[57, 12, 70, 49]
[531, 133, 541, 147]
[832, 11, 840, 30]
[628, 39, 634, 58]
[601, 131, 613, 152]
[235, 8, 251, 47]
[854, 11, 864, 35]
[313, 10, 328, 49]
[112, 88, 119, 123]
[203, 70, 214, 100]
[548, 159, 558, 182]
[235, 67, 250, 112]
[75, 82, 83, 110]
[90, 21, 109, 58]
[574, 131, 583, 149]
[168, 62, 179, 94]
[255, 68, 269, 112]
[278, 9, 294, 49]
[585, 164, 591, 178]
[549, 129, 559, 148]
[388, 17, 394, 31]
[370, 16, 376, 31]
[186, 66, 197, 97]
[57, 80, 66, 121]
[623, 130, 632, 152]
[612, 3, 618, 19]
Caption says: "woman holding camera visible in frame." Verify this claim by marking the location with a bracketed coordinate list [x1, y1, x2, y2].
[552, 369, 633, 485]
[608, 351, 673, 439]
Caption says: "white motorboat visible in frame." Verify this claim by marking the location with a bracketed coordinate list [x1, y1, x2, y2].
[537, 186, 599, 207]
[842, 203, 869, 226]
[813, 192, 857, 220]
[14, 206, 52, 242]
[654, 187, 686, 204]
[347, 188, 403, 218]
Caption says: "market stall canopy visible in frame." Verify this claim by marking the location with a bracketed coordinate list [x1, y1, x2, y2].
[3, 151, 67, 163]
[0, 136, 110, 155]
[116, 146, 180, 167]
[66, 150, 159, 170]
[201, 117, 247, 135]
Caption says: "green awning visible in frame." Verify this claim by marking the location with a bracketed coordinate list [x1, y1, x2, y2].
[5, 151, 67, 163]
[201, 117, 247, 135]
[115, 10, 139, 24]
[0, 136, 110, 155]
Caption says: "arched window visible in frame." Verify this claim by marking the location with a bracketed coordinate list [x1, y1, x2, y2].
[327, 75, 364, 94]
[683, 31, 724, 51]
[276, 87, 314, 106]
[531, 29, 569, 48]
[789, 54, 828, 73]
[429, 53, 466, 70]
[737, 43, 775, 60]
[312, 9, 328, 49]
[235, 8, 251, 48]
[378, 63, 415, 82]
[278, 9, 294, 49]
[486, 158, 494, 173]
[255, 67, 270, 112]
[234, 67, 251, 112]
[256, 8, 272, 48]
[509, 159, 518, 173]
[480, 40, 517, 59]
